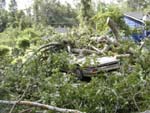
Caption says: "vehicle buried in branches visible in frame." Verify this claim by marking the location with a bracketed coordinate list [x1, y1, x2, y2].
[69, 55, 120, 81]
[24, 38, 130, 81]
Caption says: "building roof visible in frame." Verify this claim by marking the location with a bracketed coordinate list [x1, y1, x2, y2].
[124, 12, 150, 23]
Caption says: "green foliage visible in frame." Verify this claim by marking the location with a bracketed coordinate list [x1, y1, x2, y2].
[131, 28, 143, 34]
[9, 0, 17, 14]
[0, 27, 43, 47]
[0, 9, 8, 32]
[18, 38, 30, 50]
[1, 28, 150, 113]
[92, 5, 130, 35]
[145, 21, 150, 30]
[0, 45, 10, 56]
[1, 1, 150, 113]
[33, 0, 77, 26]
[126, 0, 150, 11]
[21, 28, 40, 38]
[79, 0, 94, 27]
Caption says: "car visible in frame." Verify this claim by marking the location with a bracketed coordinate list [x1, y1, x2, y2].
[71, 56, 120, 81]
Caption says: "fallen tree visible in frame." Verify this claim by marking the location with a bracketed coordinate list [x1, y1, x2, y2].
[0, 100, 85, 113]
[107, 17, 120, 41]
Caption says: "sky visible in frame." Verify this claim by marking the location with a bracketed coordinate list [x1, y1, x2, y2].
[6, 0, 117, 10]
[6, 0, 33, 10]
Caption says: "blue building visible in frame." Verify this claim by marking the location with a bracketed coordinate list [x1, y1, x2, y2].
[124, 12, 150, 41]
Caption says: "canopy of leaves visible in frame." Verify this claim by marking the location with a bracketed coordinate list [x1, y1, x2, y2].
[92, 5, 130, 35]
[0, 45, 10, 56]
[1, 1, 150, 113]
[0, 25, 150, 113]
[126, 0, 150, 11]
[33, 0, 77, 26]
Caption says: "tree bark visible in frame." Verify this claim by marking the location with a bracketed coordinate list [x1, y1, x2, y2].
[72, 48, 97, 55]
[107, 17, 120, 41]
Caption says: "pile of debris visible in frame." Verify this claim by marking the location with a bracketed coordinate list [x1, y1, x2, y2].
[23, 17, 134, 81]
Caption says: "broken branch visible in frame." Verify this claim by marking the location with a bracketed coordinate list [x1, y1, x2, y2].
[107, 17, 120, 41]
[90, 45, 101, 53]
[72, 48, 97, 55]
[9, 82, 30, 113]
[114, 54, 130, 59]
[0, 100, 85, 113]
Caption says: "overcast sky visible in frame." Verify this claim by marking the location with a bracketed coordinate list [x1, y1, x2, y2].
[6, 0, 33, 10]
[6, 0, 117, 10]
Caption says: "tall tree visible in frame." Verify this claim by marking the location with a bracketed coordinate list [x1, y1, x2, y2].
[126, 0, 150, 11]
[33, 0, 41, 23]
[0, 0, 5, 9]
[0, 0, 7, 32]
[9, 0, 17, 14]
[32, 0, 77, 26]
[7, 0, 18, 28]
[79, 0, 93, 27]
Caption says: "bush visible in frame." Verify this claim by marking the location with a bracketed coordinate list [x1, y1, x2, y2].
[18, 38, 30, 50]
[0, 45, 10, 56]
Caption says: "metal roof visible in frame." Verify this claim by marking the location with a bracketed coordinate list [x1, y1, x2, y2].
[124, 12, 150, 23]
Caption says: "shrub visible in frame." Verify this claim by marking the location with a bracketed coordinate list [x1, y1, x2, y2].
[0, 45, 10, 56]
[18, 38, 30, 50]
[21, 28, 40, 38]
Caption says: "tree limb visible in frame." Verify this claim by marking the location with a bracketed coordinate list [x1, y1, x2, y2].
[0, 100, 85, 113]
[139, 40, 145, 50]
[19, 108, 32, 113]
[90, 36, 118, 46]
[107, 17, 120, 41]
[72, 48, 97, 55]
[114, 54, 130, 59]
[22, 41, 70, 67]
[90, 45, 102, 53]
[9, 82, 30, 113]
